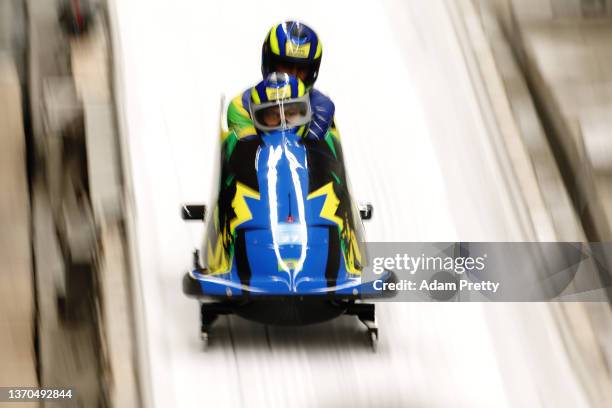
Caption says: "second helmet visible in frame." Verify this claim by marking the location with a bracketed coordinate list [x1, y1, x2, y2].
[261, 21, 322, 89]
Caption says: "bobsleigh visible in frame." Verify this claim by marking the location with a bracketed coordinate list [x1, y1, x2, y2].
[182, 76, 396, 350]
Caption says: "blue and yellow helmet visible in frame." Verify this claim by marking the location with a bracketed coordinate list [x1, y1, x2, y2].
[250, 72, 311, 135]
[262, 21, 322, 89]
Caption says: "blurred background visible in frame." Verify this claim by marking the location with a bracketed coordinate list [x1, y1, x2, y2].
[1, 0, 612, 406]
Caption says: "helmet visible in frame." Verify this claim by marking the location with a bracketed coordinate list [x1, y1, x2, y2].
[250, 72, 311, 134]
[261, 21, 322, 89]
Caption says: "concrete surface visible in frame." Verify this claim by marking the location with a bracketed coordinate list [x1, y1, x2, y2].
[0, 55, 38, 408]
[475, 5, 612, 404]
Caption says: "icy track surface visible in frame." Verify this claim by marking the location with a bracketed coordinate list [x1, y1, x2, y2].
[111, 0, 588, 407]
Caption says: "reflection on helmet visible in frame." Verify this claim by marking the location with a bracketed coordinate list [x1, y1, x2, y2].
[250, 73, 312, 134]
[262, 21, 322, 88]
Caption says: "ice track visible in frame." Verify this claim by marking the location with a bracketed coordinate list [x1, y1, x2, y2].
[110, 0, 589, 407]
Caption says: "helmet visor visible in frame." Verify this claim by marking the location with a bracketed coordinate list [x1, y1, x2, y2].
[251, 95, 311, 133]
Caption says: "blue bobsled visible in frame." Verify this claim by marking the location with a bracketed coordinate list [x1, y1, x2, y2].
[181, 86, 395, 348]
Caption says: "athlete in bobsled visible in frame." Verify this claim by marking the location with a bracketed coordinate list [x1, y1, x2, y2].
[181, 25, 396, 351]
[227, 20, 336, 141]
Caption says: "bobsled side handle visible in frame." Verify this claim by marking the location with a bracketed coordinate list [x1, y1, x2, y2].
[359, 203, 373, 220]
[182, 204, 206, 221]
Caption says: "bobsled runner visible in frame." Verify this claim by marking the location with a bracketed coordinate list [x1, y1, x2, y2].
[182, 79, 396, 350]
